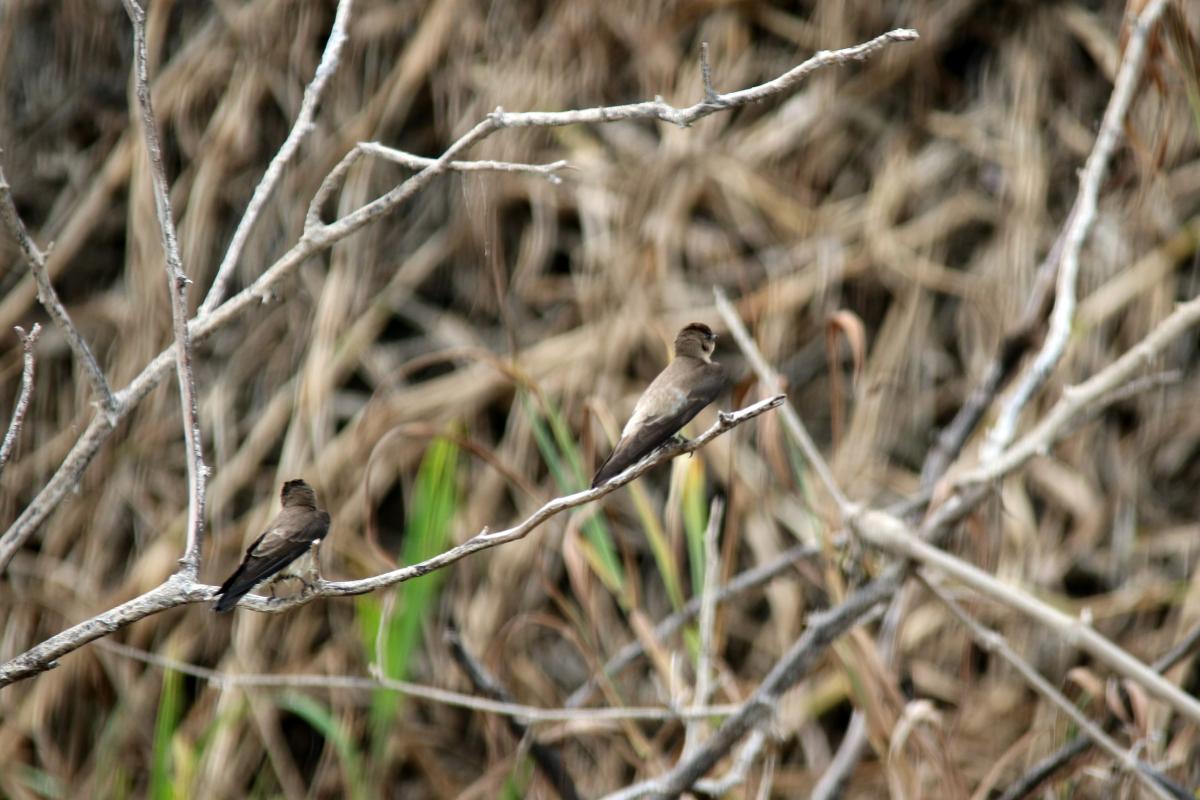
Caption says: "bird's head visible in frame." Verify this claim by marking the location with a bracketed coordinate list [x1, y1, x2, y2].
[281, 479, 318, 508]
[675, 322, 718, 361]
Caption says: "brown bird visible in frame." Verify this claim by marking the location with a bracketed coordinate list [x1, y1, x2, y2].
[212, 479, 331, 613]
[592, 322, 725, 488]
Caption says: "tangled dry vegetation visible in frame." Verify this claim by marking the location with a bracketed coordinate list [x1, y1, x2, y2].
[2, 0, 1200, 797]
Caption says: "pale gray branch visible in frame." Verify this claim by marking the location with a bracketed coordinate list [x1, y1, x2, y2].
[200, 0, 355, 313]
[96, 640, 738, 724]
[983, 0, 1168, 458]
[1, 26, 914, 574]
[359, 141, 570, 183]
[122, 0, 208, 577]
[920, 576, 1174, 800]
[0, 397, 781, 688]
[0, 166, 117, 416]
[0, 324, 41, 477]
[851, 508, 1200, 725]
[959, 294, 1200, 489]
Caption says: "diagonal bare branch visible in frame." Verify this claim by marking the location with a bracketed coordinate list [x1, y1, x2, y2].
[200, 0, 354, 314]
[0, 166, 117, 417]
[983, 0, 1169, 458]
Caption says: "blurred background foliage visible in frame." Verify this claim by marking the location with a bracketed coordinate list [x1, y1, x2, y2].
[1, 0, 1200, 796]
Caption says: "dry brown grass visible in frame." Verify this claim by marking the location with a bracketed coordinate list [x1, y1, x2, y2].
[2, 0, 1200, 797]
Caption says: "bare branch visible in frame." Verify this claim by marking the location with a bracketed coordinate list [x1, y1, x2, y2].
[96, 639, 737, 726]
[0, 324, 41, 478]
[200, 0, 354, 313]
[983, 0, 1168, 458]
[699, 42, 720, 103]
[564, 541, 821, 709]
[0, 166, 117, 416]
[920, 576, 1175, 800]
[959, 294, 1200, 489]
[0, 397, 781, 688]
[1, 28, 913, 570]
[359, 142, 571, 183]
[851, 507, 1200, 725]
[997, 621, 1200, 800]
[121, 0, 208, 577]
[485, 28, 918, 131]
[0, 575, 205, 687]
[247, 395, 784, 609]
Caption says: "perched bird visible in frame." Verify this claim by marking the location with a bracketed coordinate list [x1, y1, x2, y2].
[212, 479, 331, 613]
[592, 322, 725, 488]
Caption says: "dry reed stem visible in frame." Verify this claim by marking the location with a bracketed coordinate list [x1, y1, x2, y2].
[959, 294, 1200, 488]
[682, 495, 724, 757]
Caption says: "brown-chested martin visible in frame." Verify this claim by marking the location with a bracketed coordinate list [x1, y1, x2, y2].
[591, 323, 725, 488]
[212, 479, 331, 613]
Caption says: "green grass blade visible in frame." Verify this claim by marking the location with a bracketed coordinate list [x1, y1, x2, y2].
[358, 436, 460, 752]
[276, 692, 367, 800]
[629, 478, 684, 609]
[681, 457, 709, 599]
[150, 668, 183, 800]
[521, 391, 626, 596]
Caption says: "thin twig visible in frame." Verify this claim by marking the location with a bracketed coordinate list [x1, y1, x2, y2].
[93, 639, 737, 724]
[693, 731, 768, 798]
[996, 620, 1200, 800]
[851, 507, 1200, 725]
[106, 639, 735, 723]
[446, 630, 582, 800]
[564, 541, 822, 709]
[0, 397, 781, 688]
[958, 294, 1200, 489]
[919, 575, 1175, 800]
[0, 166, 117, 417]
[359, 142, 570, 183]
[200, 0, 355, 313]
[714, 287, 853, 515]
[699, 42, 720, 103]
[983, 0, 1169, 459]
[0, 27, 916, 574]
[122, 0, 208, 577]
[0, 324, 41, 478]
